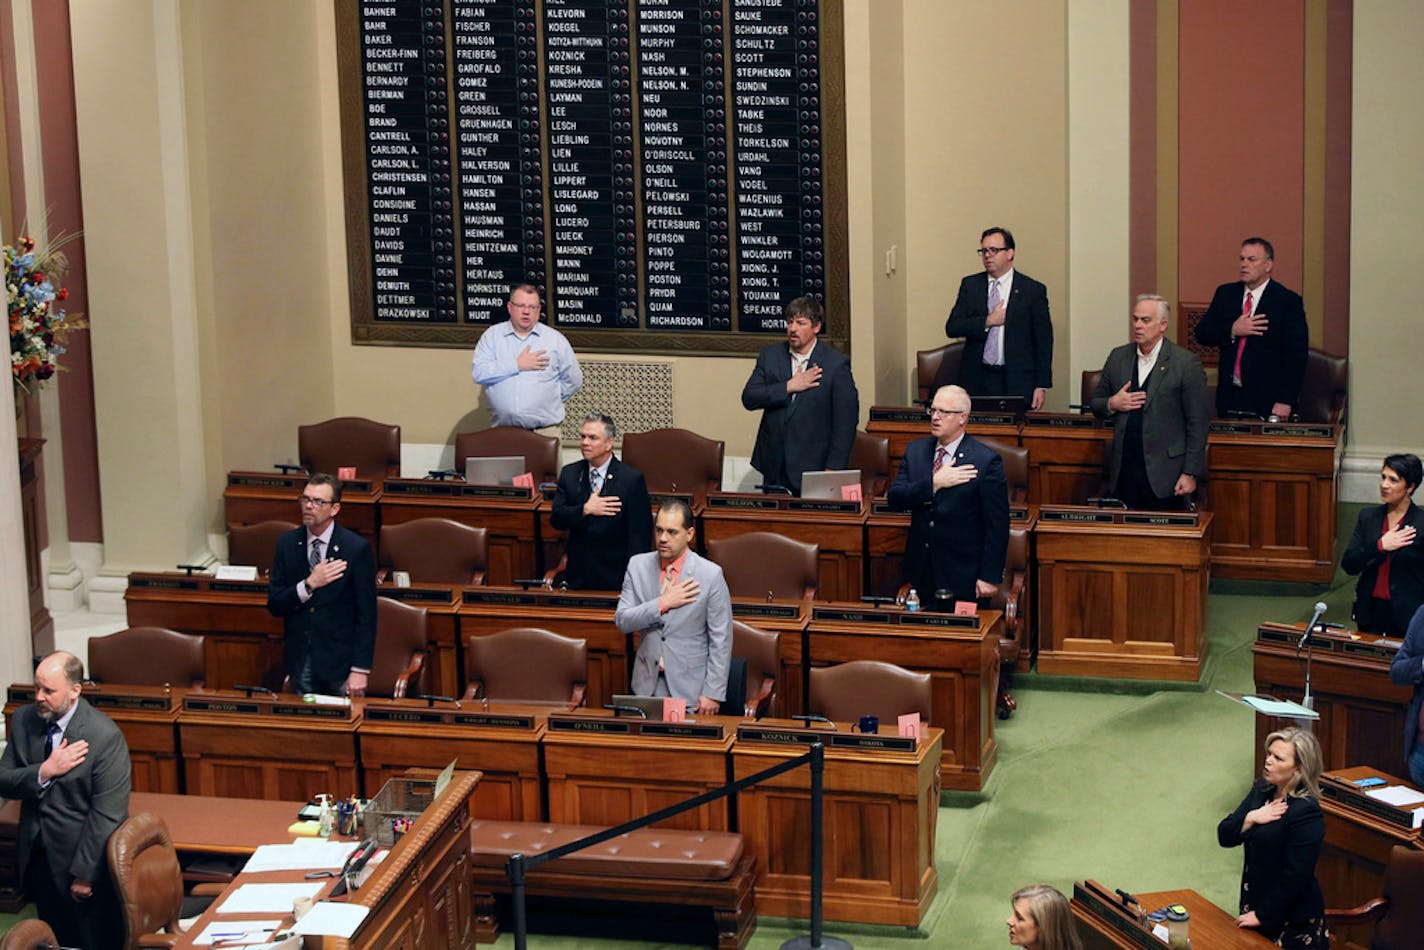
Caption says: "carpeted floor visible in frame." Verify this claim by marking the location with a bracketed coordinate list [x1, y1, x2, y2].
[0, 505, 1371, 947]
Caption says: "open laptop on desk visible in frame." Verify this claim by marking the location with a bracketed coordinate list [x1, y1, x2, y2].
[800, 469, 861, 499]
[464, 456, 526, 486]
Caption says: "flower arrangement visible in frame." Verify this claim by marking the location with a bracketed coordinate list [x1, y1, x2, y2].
[7, 232, 84, 395]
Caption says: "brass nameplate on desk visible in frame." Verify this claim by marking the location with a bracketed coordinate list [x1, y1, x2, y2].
[182, 695, 351, 720]
[787, 498, 860, 514]
[1208, 421, 1333, 438]
[460, 484, 532, 499]
[1257, 626, 1295, 646]
[379, 587, 455, 605]
[342, 477, 375, 493]
[1122, 512, 1198, 527]
[128, 574, 203, 591]
[1340, 639, 1399, 660]
[1009, 505, 1029, 521]
[547, 715, 634, 735]
[705, 495, 779, 510]
[452, 711, 536, 729]
[210, 579, 267, 594]
[1024, 414, 1098, 428]
[737, 724, 914, 752]
[732, 602, 801, 620]
[383, 479, 473, 497]
[811, 606, 976, 628]
[829, 732, 916, 752]
[967, 411, 1016, 426]
[641, 721, 724, 740]
[870, 501, 904, 516]
[270, 702, 354, 720]
[1039, 508, 1115, 524]
[1321, 777, 1416, 830]
[869, 407, 927, 423]
[88, 694, 174, 712]
[183, 697, 264, 715]
[364, 706, 448, 724]
[227, 472, 304, 490]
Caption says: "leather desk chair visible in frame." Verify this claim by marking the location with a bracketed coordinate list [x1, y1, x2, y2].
[849, 430, 891, 498]
[808, 660, 932, 725]
[1325, 845, 1424, 950]
[990, 527, 1030, 719]
[1080, 368, 1103, 413]
[0, 919, 57, 950]
[378, 517, 488, 586]
[226, 519, 297, 575]
[463, 627, 587, 709]
[1298, 347, 1348, 425]
[917, 341, 964, 404]
[976, 436, 1029, 505]
[621, 427, 724, 494]
[108, 812, 223, 948]
[297, 416, 400, 480]
[706, 531, 818, 602]
[89, 627, 206, 689]
[454, 426, 561, 484]
[367, 597, 429, 699]
[727, 620, 780, 719]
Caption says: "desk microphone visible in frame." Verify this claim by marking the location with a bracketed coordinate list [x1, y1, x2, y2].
[791, 714, 837, 730]
[514, 578, 553, 590]
[1224, 410, 1266, 421]
[755, 484, 793, 495]
[233, 684, 276, 698]
[176, 563, 207, 576]
[604, 703, 647, 719]
[1297, 602, 1328, 654]
[426, 468, 460, 480]
[273, 463, 306, 474]
[414, 693, 461, 709]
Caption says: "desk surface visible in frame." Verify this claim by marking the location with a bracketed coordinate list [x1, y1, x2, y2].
[1073, 886, 1276, 949]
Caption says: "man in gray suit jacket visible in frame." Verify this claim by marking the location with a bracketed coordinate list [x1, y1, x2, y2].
[616, 498, 732, 714]
[1091, 295, 1210, 511]
[0, 652, 130, 949]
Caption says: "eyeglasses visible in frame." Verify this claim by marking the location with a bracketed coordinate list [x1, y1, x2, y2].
[975, 246, 1009, 256]
[928, 408, 968, 418]
[298, 496, 335, 508]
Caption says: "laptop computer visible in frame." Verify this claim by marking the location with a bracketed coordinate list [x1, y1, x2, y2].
[800, 469, 862, 500]
[464, 455, 527, 486]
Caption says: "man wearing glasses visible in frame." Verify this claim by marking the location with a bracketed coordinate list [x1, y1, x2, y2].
[266, 473, 377, 696]
[944, 227, 1054, 410]
[472, 284, 584, 434]
[887, 385, 1009, 609]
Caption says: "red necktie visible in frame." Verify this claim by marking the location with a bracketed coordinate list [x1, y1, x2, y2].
[1233, 291, 1253, 384]
[933, 447, 946, 473]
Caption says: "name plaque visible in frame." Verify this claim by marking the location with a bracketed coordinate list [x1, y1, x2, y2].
[1321, 778, 1416, 830]
[88, 694, 174, 712]
[7, 686, 35, 703]
[737, 724, 914, 753]
[226, 472, 305, 490]
[183, 697, 264, 715]
[705, 494, 780, 510]
[1209, 421, 1334, 438]
[967, 411, 1016, 427]
[1023, 413, 1099, 429]
[453, 711, 537, 729]
[787, 498, 860, 514]
[182, 695, 353, 720]
[1122, 512, 1199, 528]
[547, 715, 634, 734]
[547, 712, 723, 739]
[210, 580, 267, 595]
[271, 703, 356, 721]
[868, 407, 926, 423]
[378, 587, 457, 605]
[127, 575, 203, 591]
[731, 602, 801, 620]
[1038, 509, 1115, 524]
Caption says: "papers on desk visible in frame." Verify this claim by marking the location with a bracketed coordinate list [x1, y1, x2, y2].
[1237, 695, 1319, 719]
[189, 918, 283, 945]
[216, 881, 325, 915]
[243, 840, 359, 872]
[288, 901, 371, 937]
[1365, 785, 1424, 808]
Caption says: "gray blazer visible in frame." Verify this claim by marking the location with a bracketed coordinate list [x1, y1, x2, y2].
[616, 550, 732, 706]
[1091, 338, 1210, 499]
[0, 697, 131, 892]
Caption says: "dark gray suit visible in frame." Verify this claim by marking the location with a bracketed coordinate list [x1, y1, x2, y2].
[616, 550, 732, 707]
[741, 340, 859, 495]
[0, 697, 130, 949]
[1092, 339, 1210, 503]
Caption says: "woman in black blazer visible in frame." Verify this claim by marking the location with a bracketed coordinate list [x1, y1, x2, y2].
[1217, 727, 1328, 948]
[1342, 453, 1424, 635]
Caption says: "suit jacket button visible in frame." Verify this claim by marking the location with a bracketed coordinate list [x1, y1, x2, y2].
[928, 520, 935, 528]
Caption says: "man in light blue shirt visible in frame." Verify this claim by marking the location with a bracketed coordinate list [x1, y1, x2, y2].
[472, 284, 583, 432]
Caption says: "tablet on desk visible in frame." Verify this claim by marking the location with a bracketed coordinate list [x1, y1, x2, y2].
[464, 456, 526, 486]
[610, 695, 668, 720]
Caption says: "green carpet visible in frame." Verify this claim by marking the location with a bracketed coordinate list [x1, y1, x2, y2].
[0, 505, 1372, 946]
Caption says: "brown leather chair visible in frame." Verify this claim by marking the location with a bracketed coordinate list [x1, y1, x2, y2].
[808, 660, 932, 724]
[89, 627, 206, 688]
[1297, 347, 1348, 425]
[226, 519, 297, 575]
[849, 430, 891, 498]
[463, 627, 587, 708]
[1081, 368, 1103, 413]
[977, 436, 1029, 504]
[621, 427, 724, 494]
[378, 517, 488, 586]
[367, 596, 429, 699]
[990, 526, 1031, 719]
[730, 620, 781, 719]
[1325, 845, 1424, 950]
[0, 919, 58, 950]
[454, 426, 561, 484]
[706, 531, 818, 602]
[108, 812, 223, 948]
[917, 341, 964, 404]
[297, 416, 400, 480]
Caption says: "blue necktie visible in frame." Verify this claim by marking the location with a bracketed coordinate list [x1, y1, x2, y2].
[309, 538, 323, 569]
[44, 723, 60, 759]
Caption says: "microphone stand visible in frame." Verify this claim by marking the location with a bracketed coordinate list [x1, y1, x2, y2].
[1297, 603, 1327, 720]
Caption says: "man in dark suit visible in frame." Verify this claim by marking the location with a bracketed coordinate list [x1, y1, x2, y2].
[741, 296, 859, 494]
[1193, 236, 1308, 419]
[887, 384, 1010, 607]
[1091, 295, 1211, 510]
[0, 652, 130, 950]
[944, 227, 1054, 410]
[267, 472, 377, 695]
[549, 413, 653, 590]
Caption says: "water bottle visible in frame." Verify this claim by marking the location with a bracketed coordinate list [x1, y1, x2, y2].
[905, 588, 921, 612]
[318, 794, 334, 839]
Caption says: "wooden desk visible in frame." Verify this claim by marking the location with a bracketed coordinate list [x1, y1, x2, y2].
[1318, 766, 1424, 950]
[700, 493, 867, 603]
[804, 604, 998, 790]
[540, 710, 736, 831]
[178, 691, 361, 802]
[381, 477, 541, 586]
[458, 586, 627, 709]
[866, 405, 1020, 474]
[1072, 881, 1276, 948]
[6, 682, 183, 794]
[1036, 507, 1211, 681]
[1020, 413, 1112, 505]
[1252, 623, 1410, 774]
[375, 584, 462, 697]
[358, 700, 546, 821]
[732, 721, 942, 926]
[223, 470, 381, 555]
[125, 572, 285, 691]
[1204, 420, 1342, 583]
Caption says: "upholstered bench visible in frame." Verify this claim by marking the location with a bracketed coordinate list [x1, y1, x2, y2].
[469, 819, 756, 949]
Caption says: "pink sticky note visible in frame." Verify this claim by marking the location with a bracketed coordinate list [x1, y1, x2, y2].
[954, 600, 979, 617]
[337, 466, 357, 481]
[662, 698, 685, 722]
[512, 471, 535, 489]
[898, 713, 922, 740]
[840, 483, 863, 502]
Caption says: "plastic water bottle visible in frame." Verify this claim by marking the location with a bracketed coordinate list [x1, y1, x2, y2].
[318, 794, 334, 839]
[905, 588, 921, 612]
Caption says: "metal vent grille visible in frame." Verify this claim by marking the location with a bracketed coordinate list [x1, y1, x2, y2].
[563, 360, 675, 440]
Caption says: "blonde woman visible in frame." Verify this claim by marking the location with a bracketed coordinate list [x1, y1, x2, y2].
[1217, 727, 1328, 947]
[1006, 884, 1083, 950]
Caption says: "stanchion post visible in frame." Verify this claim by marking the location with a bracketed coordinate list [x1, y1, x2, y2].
[510, 851, 528, 950]
[781, 741, 852, 950]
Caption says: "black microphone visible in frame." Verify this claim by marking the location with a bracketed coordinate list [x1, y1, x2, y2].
[604, 703, 647, 719]
[233, 684, 276, 697]
[859, 595, 898, 605]
[514, 578, 553, 590]
[792, 714, 837, 730]
[756, 484, 793, 495]
[1224, 409, 1266, 421]
[176, 563, 207, 576]
[274, 463, 306, 474]
[1298, 602, 1328, 653]
[414, 693, 461, 709]
[1086, 497, 1128, 509]
[426, 469, 460, 480]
